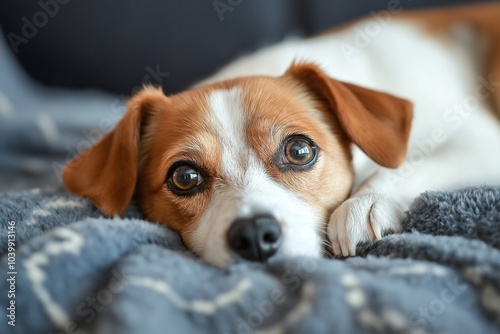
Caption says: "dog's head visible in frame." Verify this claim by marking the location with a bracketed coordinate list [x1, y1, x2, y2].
[63, 63, 412, 267]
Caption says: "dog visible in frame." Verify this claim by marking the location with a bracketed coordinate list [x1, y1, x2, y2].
[63, 3, 500, 267]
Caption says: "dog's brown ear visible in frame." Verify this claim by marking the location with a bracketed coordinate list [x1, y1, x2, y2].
[62, 87, 167, 216]
[286, 63, 413, 168]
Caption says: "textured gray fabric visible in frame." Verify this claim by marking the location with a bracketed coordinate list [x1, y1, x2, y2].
[1, 186, 499, 334]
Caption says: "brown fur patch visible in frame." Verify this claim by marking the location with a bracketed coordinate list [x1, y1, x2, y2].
[286, 63, 413, 169]
[239, 76, 354, 220]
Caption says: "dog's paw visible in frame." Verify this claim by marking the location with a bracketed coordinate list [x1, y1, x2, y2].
[327, 193, 404, 257]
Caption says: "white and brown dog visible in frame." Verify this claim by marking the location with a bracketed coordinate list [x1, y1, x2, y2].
[63, 3, 500, 267]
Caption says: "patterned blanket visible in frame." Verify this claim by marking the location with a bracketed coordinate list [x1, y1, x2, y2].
[1, 186, 500, 334]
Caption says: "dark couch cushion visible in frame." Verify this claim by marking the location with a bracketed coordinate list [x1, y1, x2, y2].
[0, 0, 493, 95]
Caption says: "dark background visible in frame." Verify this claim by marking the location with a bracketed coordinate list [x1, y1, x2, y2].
[0, 0, 495, 95]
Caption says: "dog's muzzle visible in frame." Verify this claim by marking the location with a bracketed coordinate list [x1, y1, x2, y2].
[227, 214, 282, 262]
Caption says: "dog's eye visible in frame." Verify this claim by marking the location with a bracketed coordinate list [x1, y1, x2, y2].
[285, 139, 314, 165]
[277, 135, 319, 171]
[168, 164, 205, 195]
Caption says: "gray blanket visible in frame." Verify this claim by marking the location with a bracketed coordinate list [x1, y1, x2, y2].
[1, 186, 500, 334]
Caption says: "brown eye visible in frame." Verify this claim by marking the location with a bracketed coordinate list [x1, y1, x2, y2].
[169, 164, 204, 193]
[285, 139, 315, 165]
[275, 135, 319, 171]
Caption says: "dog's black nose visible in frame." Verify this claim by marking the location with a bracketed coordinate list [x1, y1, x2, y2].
[227, 214, 282, 262]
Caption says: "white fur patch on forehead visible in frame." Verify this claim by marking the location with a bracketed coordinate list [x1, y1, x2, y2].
[208, 87, 249, 179]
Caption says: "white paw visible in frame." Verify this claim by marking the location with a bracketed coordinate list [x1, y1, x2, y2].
[327, 193, 404, 257]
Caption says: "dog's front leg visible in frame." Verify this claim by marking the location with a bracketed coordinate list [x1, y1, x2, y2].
[327, 114, 500, 258]
[327, 170, 414, 257]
